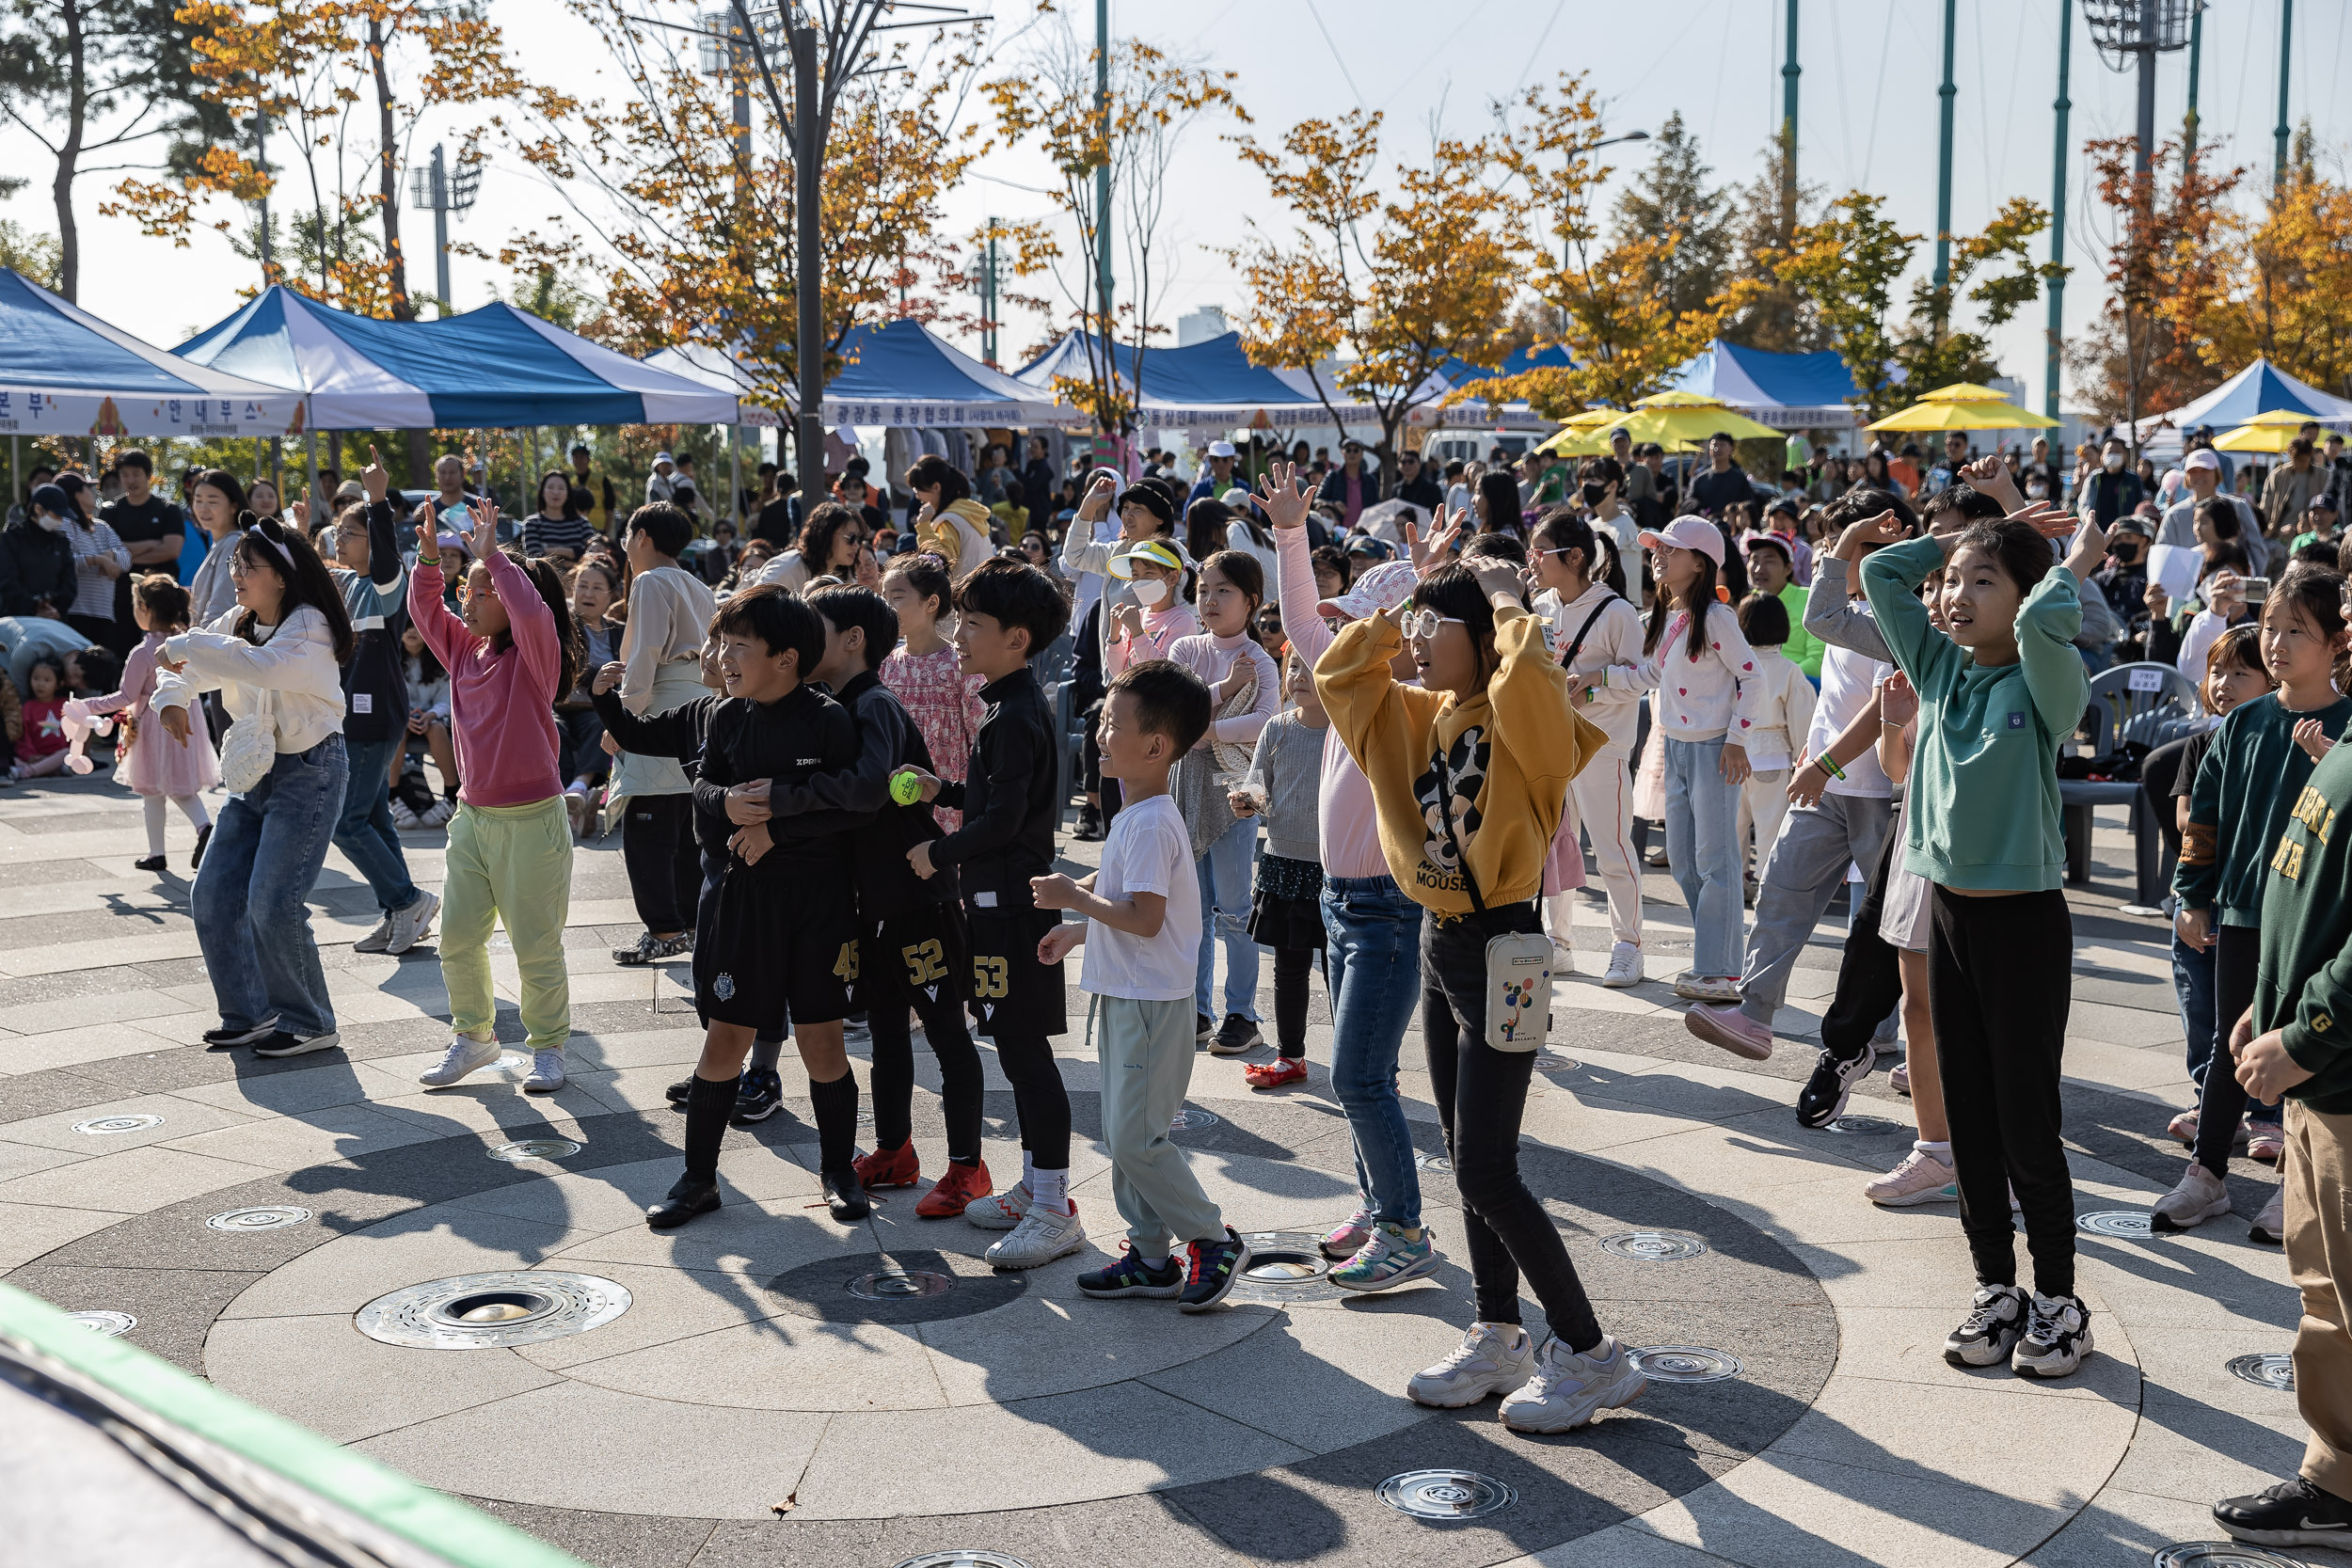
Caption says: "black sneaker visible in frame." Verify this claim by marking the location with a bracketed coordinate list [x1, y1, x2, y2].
[202, 1020, 278, 1050]
[614, 931, 692, 967]
[665, 1077, 695, 1104]
[1179, 1226, 1252, 1313]
[1943, 1283, 2026, 1367]
[1208, 1013, 1263, 1057]
[822, 1168, 872, 1222]
[1796, 1045, 1874, 1129]
[190, 823, 211, 870]
[1077, 1246, 1184, 1299]
[1073, 803, 1104, 842]
[729, 1069, 784, 1125]
[251, 1030, 340, 1059]
[1196, 1012, 1215, 1044]
[2214, 1476, 2352, 1550]
[2011, 1291, 2093, 1378]
[135, 854, 167, 873]
[646, 1174, 720, 1230]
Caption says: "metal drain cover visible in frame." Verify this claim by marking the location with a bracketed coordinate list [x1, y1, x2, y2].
[1824, 1115, 1903, 1135]
[2153, 1545, 2312, 1568]
[1231, 1230, 1341, 1301]
[847, 1270, 952, 1301]
[206, 1205, 312, 1233]
[1631, 1344, 1745, 1384]
[1168, 1108, 1219, 1133]
[1377, 1468, 1517, 1522]
[496, 1053, 531, 1072]
[1599, 1229, 1709, 1261]
[73, 1114, 163, 1136]
[356, 1271, 629, 1349]
[487, 1138, 580, 1164]
[893, 1553, 1035, 1568]
[68, 1310, 135, 1338]
[1415, 1150, 1454, 1174]
[2079, 1210, 2157, 1238]
[1537, 1051, 1581, 1069]
[2224, 1353, 2296, 1391]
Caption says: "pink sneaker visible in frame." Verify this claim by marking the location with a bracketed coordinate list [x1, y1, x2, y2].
[2248, 1121, 2285, 1164]
[1685, 1003, 1772, 1061]
[2166, 1108, 2199, 1145]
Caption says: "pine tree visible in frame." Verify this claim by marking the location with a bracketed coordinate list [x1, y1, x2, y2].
[1609, 111, 1731, 319]
[1726, 127, 1828, 353]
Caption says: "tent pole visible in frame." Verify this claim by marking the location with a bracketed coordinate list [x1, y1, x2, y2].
[9, 435, 17, 506]
[729, 425, 742, 531]
[303, 428, 318, 520]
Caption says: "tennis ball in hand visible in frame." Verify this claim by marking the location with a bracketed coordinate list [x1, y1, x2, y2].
[890, 768, 924, 806]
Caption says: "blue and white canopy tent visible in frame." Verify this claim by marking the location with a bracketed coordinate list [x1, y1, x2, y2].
[824, 319, 1078, 428]
[643, 343, 784, 428]
[0, 268, 303, 449]
[1665, 339, 1861, 431]
[2134, 358, 2352, 458]
[1017, 330, 1333, 428]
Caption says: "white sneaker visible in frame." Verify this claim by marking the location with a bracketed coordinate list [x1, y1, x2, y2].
[386, 890, 440, 956]
[964, 1181, 1031, 1230]
[1600, 942, 1644, 988]
[421, 800, 454, 828]
[2151, 1162, 2232, 1231]
[352, 915, 394, 955]
[985, 1201, 1085, 1270]
[389, 800, 419, 830]
[1865, 1144, 1956, 1206]
[1406, 1322, 1536, 1408]
[1889, 1061, 1912, 1096]
[523, 1049, 565, 1095]
[1672, 972, 1742, 1003]
[419, 1036, 501, 1087]
[1550, 941, 1578, 975]
[1498, 1333, 1647, 1433]
[2249, 1185, 2287, 1244]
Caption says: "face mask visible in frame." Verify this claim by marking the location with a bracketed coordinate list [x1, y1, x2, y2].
[1130, 578, 1168, 608]
[1581, 482, 1609, 506]
[2104, 452, 2125, 471]
[2026, 483, 2049, 499]
[34, 511, 63, 532]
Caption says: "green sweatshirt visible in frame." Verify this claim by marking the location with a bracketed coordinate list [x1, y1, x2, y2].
[1775, 582, 1823, 681]
[1861, 533, 2089, 892]
[2174, 692, 2352, 927]
[2252, 742, 2352, 1113]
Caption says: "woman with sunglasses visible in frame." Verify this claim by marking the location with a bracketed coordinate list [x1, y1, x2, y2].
[1319, 536, 1645, 1434]
[152, 514, 356, 1058]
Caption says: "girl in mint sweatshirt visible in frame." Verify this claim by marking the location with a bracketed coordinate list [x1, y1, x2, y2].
[1861, 506, 2098, 1382]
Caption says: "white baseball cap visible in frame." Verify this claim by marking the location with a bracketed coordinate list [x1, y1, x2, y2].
[653, 451, 675, 467]
[1638, 515, 1727, 564]
[1207, 439, 1237, 458]
[2184, 448, 2221, 473]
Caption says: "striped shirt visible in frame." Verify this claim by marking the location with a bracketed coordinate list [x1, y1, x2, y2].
[520, 512, 594, 559]
[66, 518, 129, 621]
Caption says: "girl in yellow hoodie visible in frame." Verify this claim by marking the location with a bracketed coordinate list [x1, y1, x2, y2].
[905, 454, 999, 581]
[1318, 553, 1645, 1434]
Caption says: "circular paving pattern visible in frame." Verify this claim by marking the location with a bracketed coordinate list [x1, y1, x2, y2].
[355, 1271, 632, 1350]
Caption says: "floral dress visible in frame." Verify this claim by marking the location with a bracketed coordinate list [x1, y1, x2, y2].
[881, 643, 984, 833]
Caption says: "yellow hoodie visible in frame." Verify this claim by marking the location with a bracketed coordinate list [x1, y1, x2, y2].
[1317, 602, 1605, 916]
[916, 497, 998, 578]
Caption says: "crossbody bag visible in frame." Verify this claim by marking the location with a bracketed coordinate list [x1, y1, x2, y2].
[1430, 741, 1554, 1053]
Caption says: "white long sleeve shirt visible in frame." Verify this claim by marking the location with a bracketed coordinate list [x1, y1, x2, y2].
[1168, 627, 1280, 749]
[1612, 599, 1767, 745]
[1739, 646, 1819, 772]
[1540, 583, 1649, 753]
[151, 604, 345, 753]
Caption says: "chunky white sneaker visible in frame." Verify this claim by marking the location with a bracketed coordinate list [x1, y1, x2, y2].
[2151, 1162, 2232, 1231]
[964, 1182, 1032, 1230]
[1406, 1322, 1536, 1408]
[2012, 1291, 2093, 1379]
[1498, 1333, 1647, 1433]
[1944, 1282, 2027, 1367]
[1600, 942, 1644, 988]
[2249, 1185, 2287, 1244]
[1550, 941, 1579, 975]
[387, 890, 440, 956]
[523, 1049, 566, 1095]
[1672, 972, 1742, 1003]
[1865, 1144, 1957, 1207]
[419, 1036, 501, 1087]
[985, 1201, 1085, 1270]
[352, 915, 394, 955]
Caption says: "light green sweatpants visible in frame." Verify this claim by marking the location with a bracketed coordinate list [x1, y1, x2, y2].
[1096, 994, 1223, 1259]
[442, 796, 573, 1053]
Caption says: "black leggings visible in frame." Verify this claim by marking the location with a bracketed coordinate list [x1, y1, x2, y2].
[1820, 816, 1905, 1060]
[2193, 924, 2275, 1176]
[1929, 887, 2076, 1298]
[623, 794, 700, 934]
[991, 1031, 1071, 1171]
[1272, 944, 1316, 1059]
[1422, 904, 1604, 1352]
[870, 985, 985, 1162]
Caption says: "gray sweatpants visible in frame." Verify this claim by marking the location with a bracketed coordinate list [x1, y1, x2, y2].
[1097, 995, 1224, 1259]
[1738, 793, 1895, 1029]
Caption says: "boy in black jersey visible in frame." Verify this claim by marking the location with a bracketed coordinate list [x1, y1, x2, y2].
[592, 585, 875, 1229]
[781, 585, 992, 1219]
[903, 561, 1081, 1270]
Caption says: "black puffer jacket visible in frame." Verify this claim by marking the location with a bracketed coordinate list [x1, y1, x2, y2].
[0, 517, 73, 616]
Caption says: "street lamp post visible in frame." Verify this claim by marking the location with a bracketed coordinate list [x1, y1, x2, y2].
[1556, 130, 1650, 339]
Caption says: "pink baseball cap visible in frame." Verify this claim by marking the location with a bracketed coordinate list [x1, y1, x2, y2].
[1638, 515, 1727, 564]
[1319, 558, 1422, 622]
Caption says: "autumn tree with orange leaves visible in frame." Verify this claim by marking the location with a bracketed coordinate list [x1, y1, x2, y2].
[2188, 134, 2352, 400]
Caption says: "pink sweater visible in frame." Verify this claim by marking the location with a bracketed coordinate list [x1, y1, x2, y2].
[1168, 627, 1279, 749]
[1104, 601, 1200, 677]
[1275, 526, 1389, 879]
[408, 546, 564, 807]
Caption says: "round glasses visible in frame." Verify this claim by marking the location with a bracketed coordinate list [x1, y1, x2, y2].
[1401, 610, 1466, 640]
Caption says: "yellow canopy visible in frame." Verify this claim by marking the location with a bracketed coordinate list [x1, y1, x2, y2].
[1535, 407, 1652, 456]
[1612, 392, 1783, 445]
[2213, 411, 2319, 453]
[1867, 399, 2059, 433]
[1914, 381, 2011, 404]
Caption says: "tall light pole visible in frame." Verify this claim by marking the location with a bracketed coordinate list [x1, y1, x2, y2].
[1094, 0, 1111, 344]
[2085, 0, 2190, 179]
[978, 217, 1000, 368]
[1932, 0, 1957, 294]
[2274, 0, 2295, 183]
[2184, 0, 2204, 168]
[409, 144, 479, 317]
[2046, 0, 2074, 421]
[1781, 0, 1800, 233]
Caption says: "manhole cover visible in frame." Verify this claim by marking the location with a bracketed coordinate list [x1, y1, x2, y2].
[2153, 1546, 2312, 1568]
[205, 1206, 312, 1233]
[856, 1109, 875, 1126]
[1377, 1468, 1517, 1521]
[487, 1139, 580, 1163]
[1415, 1150, 1454, 1174]
[1537, 1051, 1581, 1069]
[893, 1554, 1035, 1568]
[847, 1270, 953, 1301]
[68, 1311, 135, 1338]
[495, 1053, 530, 1072]
[1231, 1230, 1339, 1301]
[1824, 1115, 1903, 1134]
[356, 1271, 629, 1349]
[1599, 1229, 1709, 1261]
[72, 1114, 163, 1135]
[1168, 1108, 1219, 1133]
[2079, 1211, 2156, 1238]
[1630, 1344, 1745, 1384]
[2224, 1353, 2296, 1391]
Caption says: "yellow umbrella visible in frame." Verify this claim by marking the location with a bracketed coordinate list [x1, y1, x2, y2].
[1914, 381, 2011, 404]
[1534, 407, 1632, 456]
[1613, 391, 1783, 446]
[2214, 409, 2322, 453]
[1866, 399, 2059, 433]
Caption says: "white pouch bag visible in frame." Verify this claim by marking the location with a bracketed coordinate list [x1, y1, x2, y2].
[1433, 744, 1555, 1053]
[216, 688, 277, 794]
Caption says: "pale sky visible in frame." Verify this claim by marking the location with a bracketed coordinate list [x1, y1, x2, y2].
[8, 0, 2347, 408]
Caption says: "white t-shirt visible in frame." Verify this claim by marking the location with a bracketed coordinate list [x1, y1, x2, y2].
[1079, 794, 1201, 1002]
[1803, 640, 1893, 798]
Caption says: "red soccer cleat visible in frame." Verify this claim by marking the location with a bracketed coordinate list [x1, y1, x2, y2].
[915, 1158, 994, 1218]
[852, 1140, 921, 1190]
[1245, 1058, 1309, 1090]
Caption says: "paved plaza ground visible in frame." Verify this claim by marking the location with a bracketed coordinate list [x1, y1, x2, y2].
[0, 770, 2345, 1568]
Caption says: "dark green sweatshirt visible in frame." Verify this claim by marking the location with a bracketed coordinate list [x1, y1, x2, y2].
[2174, 691, 2352, 926]
[2253, 740, 2352, 1114]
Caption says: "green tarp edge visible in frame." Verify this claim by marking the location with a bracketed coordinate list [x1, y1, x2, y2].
[0, 1280, 587, 1568]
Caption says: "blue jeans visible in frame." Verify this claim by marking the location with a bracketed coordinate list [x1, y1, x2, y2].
[1663, 736, 1743, 977]
[194, 736, 347, 1038]
[1321, 874, 1424, 1229]
[334, 733, 419, 914]
[1195, 813, 1261, 1022]
[2172, 927, 2217, 1091]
